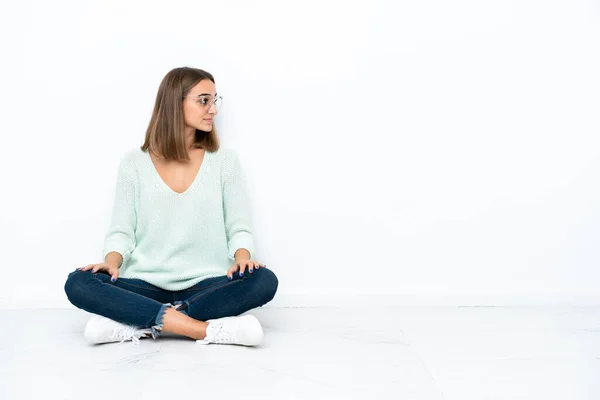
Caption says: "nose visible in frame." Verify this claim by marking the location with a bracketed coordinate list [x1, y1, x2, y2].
[207, 102, 218, 115]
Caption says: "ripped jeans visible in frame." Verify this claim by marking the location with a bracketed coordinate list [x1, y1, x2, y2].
[64, 267, 279, 339]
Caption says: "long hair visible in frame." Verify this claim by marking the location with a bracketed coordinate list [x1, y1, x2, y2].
[140, 67, 220, 161]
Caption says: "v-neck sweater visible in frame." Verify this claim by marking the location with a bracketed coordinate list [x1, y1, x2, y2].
[101, 146, 256, 290]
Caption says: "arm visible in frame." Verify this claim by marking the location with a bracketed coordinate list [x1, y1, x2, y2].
[102, 155, 137, 268]
[223, 150, 256, 261]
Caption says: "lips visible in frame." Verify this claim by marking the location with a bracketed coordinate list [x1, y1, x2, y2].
[203, 119, 213, 123]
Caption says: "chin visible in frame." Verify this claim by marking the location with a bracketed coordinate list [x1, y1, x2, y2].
[196, 126, 212, 133]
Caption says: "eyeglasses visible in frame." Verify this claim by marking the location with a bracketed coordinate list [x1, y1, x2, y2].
[185, 94, 223, 110]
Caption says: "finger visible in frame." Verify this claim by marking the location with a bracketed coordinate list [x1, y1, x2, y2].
[78, 264, 91, 271]
[111, 269, 119, 283]
[249, 261, 257, 274]
[238, 263, 247, 277]
[227, 265, 238, 280]
[92, 263, 105, 273]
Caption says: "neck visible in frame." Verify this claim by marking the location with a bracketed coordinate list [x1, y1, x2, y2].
[184, 127, 196, 150]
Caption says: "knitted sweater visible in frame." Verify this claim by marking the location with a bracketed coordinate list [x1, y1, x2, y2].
[101, 147, 256, 291]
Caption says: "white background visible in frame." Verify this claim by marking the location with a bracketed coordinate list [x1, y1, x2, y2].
[0, 0, 598, 308]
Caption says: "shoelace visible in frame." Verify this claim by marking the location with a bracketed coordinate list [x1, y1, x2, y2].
[111, 325, 151, 345]
[210, 321, 237, 344]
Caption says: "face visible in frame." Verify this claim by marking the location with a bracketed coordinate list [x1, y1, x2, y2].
[183, 79, 220, 133]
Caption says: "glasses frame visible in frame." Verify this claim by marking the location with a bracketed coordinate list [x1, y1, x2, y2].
[184, 94, 223, 110]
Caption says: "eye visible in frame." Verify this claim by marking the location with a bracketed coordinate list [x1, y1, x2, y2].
[198, 97, 209, 106]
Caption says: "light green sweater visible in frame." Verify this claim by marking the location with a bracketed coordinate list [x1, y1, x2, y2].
[102, 147, 256, 291]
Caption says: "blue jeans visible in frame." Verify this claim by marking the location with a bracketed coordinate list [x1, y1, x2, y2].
[64, 267, 278, 339]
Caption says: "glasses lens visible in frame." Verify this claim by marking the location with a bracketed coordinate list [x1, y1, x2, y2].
[214, 96, 223, 109]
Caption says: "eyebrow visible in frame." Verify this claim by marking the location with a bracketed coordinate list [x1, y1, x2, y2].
[195, 93, 217, 97]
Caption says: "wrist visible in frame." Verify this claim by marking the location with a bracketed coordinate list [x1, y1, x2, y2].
[105, 252, 123, 268]
[234, 248, 251, 262]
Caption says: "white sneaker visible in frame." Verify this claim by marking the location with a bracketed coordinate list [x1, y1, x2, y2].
[196, 314, 263, 346]
[84, 314, 152, 345]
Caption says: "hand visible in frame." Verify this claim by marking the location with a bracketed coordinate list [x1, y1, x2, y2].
[78, 262, 120, 282]
[227, 260, 266, 280]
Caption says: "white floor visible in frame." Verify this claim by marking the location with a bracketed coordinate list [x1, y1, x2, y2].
[1, 306, 599, 399]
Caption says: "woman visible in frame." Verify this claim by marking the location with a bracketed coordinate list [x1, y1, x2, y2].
[64, 67, 278, 346]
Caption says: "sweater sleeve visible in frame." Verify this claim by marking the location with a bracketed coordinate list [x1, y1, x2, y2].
[102, 155, 137, 267]
[222, 150, 256, 261]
